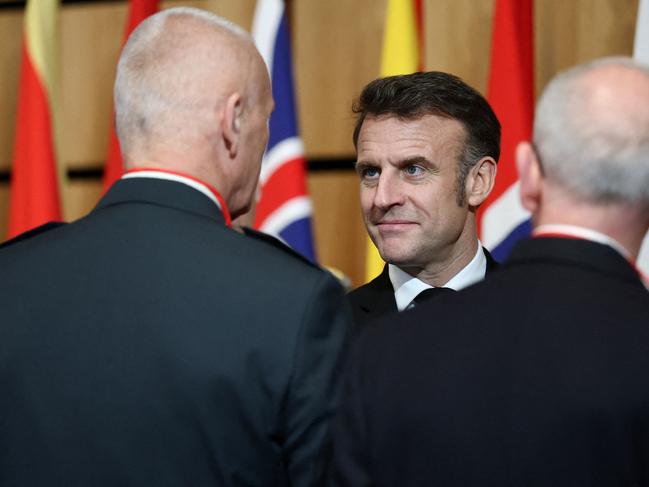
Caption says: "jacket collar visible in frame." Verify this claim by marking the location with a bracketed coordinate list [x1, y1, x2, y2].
[95, 177, 228, 226]
[507, 237, 644, 288]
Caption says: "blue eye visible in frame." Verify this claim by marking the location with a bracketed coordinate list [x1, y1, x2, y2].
[359, 166, 380, 179]
[405, 165, 424, 176]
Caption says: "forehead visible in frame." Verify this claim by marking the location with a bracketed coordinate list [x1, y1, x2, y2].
[356, 114, 465, 162]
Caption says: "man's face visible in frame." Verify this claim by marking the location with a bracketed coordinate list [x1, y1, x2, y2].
[356, 114, 473, 273]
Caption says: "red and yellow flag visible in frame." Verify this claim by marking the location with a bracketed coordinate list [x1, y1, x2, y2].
[103, 0, 160, 192]
[8, 0, 62, 238]
[364, 0, 423, 281]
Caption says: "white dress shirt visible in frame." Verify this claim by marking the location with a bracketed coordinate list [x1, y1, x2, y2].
[389, 243, 488, 311]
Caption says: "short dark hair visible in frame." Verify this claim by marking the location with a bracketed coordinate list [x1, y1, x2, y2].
[352, 71, 501, 204]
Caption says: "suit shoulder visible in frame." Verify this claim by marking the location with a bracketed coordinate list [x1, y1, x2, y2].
[0, 221, 67, 250]
[242, 227, 317, 269]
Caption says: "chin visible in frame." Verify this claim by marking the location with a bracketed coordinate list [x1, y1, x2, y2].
[377, 247, 415, 266]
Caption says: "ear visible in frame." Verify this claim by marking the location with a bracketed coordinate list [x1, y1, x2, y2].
[221, 92, 243, 158]
[516, 141, 543, 214]
[466, 156, 497, 207]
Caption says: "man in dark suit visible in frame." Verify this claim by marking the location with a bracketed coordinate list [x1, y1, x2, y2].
[0, 8, 350, 486]
[332, 57, 649, 486]
[348, 72, 501, 326]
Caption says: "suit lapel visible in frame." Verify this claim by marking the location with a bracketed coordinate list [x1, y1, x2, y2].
[483, 247, 500, 274]
[349, 265, 397, 323]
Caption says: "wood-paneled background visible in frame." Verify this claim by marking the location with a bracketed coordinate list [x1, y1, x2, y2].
[0, 0, 640, 286]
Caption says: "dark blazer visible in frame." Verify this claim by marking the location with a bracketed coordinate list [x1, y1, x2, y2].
[348, 246, 498, 327]
[0, 221, 67, 249]
[332, 237, 649, 486]
[0, 178, 350, 487]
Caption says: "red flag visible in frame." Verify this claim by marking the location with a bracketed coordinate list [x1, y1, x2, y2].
[103, 0, 160, 192]
[8, 0, 61, 239]
[478, 0, 534, 259]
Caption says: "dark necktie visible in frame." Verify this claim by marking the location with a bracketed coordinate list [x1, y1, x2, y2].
[411, 287, 455, 307]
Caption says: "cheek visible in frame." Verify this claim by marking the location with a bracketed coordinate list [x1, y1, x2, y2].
[359, 188, 374, 214]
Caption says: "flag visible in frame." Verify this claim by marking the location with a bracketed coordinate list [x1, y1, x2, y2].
[364, 0, 423, 281]
[8, 0, 62, 239]
[478, 0, 534, 261]
[252, 0, 316, 261]
[103, 0, 160, 192]
[634, 0, 649, 275]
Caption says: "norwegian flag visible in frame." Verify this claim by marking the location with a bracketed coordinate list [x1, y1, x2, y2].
[252, 0, 316, 261]
[478, 0, 534, 261]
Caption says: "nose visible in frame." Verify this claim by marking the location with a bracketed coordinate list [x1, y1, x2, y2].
[373, 172, 405, 210]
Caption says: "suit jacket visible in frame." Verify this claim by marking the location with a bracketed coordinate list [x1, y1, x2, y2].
[347, 246, 498, 327]
[0, 221, 67, 249]
[332, 237, 649, 486]
[0, 178, 351, 487]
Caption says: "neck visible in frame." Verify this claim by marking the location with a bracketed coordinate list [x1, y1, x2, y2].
[536, 195, 649, 259]
[125, 148, 232, 199]
[402, 231, 480, 287]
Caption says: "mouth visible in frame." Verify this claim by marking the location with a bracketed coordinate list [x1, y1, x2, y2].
[374, 220, 417, 232]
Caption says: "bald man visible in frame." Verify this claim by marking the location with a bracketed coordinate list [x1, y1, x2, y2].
[332, 57, 649, 485]
[0, 8, 350, 486]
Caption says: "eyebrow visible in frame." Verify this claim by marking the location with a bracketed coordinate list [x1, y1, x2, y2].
[399, 156, 431, 167]
[354, 160, 375, 170]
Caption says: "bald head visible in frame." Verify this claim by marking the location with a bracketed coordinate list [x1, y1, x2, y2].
[532, 57, 649, 206]
[113, 7, 273, 217]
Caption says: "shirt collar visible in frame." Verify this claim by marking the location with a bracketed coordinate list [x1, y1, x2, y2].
[122, 168, 231, 226]
[533, 224, 632, 261]
[389, 243, 487, 311]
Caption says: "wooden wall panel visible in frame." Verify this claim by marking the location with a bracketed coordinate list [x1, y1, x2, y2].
[0, 9, 22, 171]
[294, 0, 385, 157]
[423, 0, 494, 94]
[535, 0, 638, 94]
[65, 179, 103, 221]
[308, 170, 366, 287]
[60, 3, 125, 168]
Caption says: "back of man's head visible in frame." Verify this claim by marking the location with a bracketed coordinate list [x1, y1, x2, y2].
[533, 57, 649, 207]
[113, 7, 272, 218]
[352, 71, 501, 192]
[116, 8, 248, 159]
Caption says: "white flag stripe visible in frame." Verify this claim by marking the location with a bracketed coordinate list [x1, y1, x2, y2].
[259, 137, 304, 185]
[634, 0, 649, 275]
[252, 0, 283, 73]
[481, 181, 530, 249]
[634, 0, 649, 64]
[259, 196, 313, 235]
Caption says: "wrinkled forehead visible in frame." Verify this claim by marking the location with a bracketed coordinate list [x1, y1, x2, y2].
[358, 114, 466, 149]
[356, 114, 466, 167]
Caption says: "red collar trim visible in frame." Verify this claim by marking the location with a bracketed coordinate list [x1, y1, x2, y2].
[124, 168, 232, 227]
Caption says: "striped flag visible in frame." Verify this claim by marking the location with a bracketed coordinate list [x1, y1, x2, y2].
[8, 0, 62, 239]
[478, 0, 534, 261]
[103, 0, 160, 192]
[364, 0, 423, 281]
[634, 0, 649, 275]
[252, 0, 316, 261]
